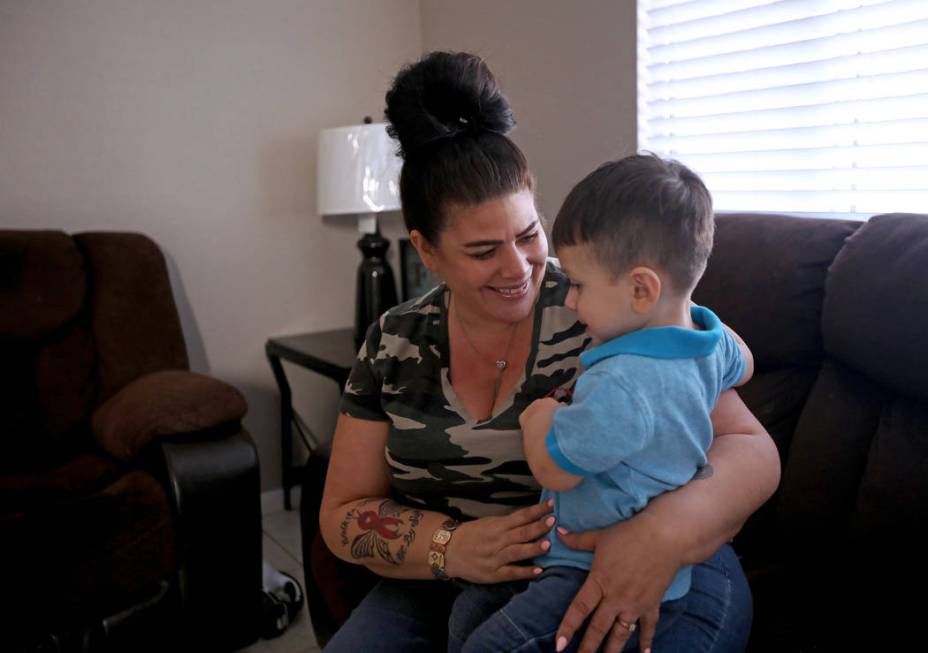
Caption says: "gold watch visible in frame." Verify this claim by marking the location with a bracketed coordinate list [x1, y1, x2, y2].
[429, 519, 459, 580]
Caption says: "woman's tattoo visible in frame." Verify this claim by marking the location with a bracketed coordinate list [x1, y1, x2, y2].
[338, 499, 422, 565]
[693, 464, 714, 480]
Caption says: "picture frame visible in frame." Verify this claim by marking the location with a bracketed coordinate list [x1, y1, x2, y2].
[398, 238, 439, 301]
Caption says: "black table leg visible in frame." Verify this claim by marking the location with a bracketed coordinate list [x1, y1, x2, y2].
[267, 353, 294, 510]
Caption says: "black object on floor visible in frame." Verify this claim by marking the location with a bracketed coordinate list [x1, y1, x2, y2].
[260, 569, 304, 640]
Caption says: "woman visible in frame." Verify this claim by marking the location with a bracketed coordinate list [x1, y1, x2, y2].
[319, 51, 779, 653]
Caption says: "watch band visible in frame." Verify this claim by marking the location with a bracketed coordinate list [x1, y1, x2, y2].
[429, 519, 459, 580]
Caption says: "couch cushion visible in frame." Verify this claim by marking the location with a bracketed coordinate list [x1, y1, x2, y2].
[776, 359, 883, 550]
[822, 212, 928, 402]
[730, 366, 819, 567]
[852, 394, 928, 543]
[1, 327, 97, 475]
[1, 231, 96, 473]
[0, 230, 85, 339]
[0, 455, 177, 632]
[0, 453, 121, 518]
[1, 466, 177, 632]
[780, 356, 926, 556]
[695, 214, 861, 372]
[75, 232, 189, 402]
[1, 344, 45, 474]
[737, 367, 819, 459]
[35, 324, 97, 438]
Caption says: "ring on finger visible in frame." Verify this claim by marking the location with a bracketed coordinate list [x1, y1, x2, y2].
[617, 619, 637, 633]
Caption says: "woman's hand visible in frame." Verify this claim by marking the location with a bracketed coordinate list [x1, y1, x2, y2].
[554, 511, 681, 653]
[445, 499, 555, 583]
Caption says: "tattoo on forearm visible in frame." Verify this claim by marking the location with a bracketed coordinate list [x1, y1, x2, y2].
[338, 499, 422, 565]
[693, 464, 714, 480]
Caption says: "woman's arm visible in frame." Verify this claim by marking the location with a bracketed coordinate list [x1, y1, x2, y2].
[554, 389, 780, 653]
[650, 387, 778, 562]
[320, 414, 441, 578]
[319, 413, 555, 581]
[724, 323, 755, 386]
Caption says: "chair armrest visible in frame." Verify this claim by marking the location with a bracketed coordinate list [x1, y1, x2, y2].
[154, 425, 262, 651]
[92, 370, 247, 461]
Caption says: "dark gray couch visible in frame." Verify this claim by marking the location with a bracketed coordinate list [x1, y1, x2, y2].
[695, 212, 927, 651]
[302, 212, 928, 651]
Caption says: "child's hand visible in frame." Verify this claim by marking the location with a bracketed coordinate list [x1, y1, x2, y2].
[520, 397, 582, 491]
[519, 397, 561, 432]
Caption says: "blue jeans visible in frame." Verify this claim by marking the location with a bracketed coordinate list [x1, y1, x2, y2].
[449, 566, 687, 653]
[323, 544, 752, 653]
[323, 578, 458, 652]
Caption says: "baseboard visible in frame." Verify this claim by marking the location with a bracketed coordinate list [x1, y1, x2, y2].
[261, 486, 301, 515]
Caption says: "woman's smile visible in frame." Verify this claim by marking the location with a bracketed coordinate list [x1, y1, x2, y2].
[485, 278, 531, 299]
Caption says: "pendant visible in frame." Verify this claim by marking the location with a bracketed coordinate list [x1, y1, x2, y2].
[496, 360, 507, 370]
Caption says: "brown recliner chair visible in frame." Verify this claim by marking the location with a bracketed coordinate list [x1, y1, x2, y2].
[1, 230, 262, 652]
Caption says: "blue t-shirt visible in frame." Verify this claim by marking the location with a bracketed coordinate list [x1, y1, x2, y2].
[536, 305, 745, 601]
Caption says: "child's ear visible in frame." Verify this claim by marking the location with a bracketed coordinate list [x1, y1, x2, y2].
[409, 230, 438, 273]
[629, 266, 661, 313]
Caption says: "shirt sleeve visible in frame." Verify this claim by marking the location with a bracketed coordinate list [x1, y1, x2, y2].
[544, 367, 654, 476]
[338, 318, 389, 421]
[718, 328, 746, 390]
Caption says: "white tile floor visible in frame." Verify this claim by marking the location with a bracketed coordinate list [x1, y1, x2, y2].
[236, 508, 321, 653]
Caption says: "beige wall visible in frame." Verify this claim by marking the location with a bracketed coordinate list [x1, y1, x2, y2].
[0, 0, 637, 502]
[0, 0, 421, 496]
[421, 0, 638, 227]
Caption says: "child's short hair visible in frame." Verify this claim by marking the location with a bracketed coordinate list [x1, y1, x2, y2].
[552, 153, 714, 294]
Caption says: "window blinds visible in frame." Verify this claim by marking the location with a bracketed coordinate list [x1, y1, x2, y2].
[637, 0, 928, 214]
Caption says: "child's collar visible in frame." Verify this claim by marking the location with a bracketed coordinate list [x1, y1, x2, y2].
[580, 305, 724, 368]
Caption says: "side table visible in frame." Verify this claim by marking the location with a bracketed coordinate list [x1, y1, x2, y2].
[265, 328, 356, 510]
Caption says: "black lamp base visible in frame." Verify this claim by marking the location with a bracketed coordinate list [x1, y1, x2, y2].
[354, 231, 398, 349]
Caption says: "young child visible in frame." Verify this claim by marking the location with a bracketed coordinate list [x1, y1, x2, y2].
[455, 153, 754, 653]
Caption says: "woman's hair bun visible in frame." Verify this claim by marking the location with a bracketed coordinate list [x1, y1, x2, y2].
[385, 51, 515, 159]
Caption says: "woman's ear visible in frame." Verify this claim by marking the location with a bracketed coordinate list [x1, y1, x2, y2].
[409, 230, 438, 273]
[629, 266, 661, 314]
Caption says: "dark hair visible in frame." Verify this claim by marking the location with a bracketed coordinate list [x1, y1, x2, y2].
[551, 153, 714, 293]
[385, 51, 533, 244]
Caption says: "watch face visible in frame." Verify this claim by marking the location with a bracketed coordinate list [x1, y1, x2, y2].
[433, 530, 452, 545]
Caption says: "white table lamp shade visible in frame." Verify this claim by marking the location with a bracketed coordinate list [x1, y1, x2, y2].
[317, 122, 402, 215]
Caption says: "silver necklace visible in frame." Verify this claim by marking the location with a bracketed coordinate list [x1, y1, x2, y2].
[451, 294, 520, 418]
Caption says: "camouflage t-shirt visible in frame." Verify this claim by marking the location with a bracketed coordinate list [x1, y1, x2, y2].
[340, 260, 590, 521]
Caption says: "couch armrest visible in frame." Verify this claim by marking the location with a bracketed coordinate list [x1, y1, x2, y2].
[92, 370, 247, 461]
[156, 427, 262, 651]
